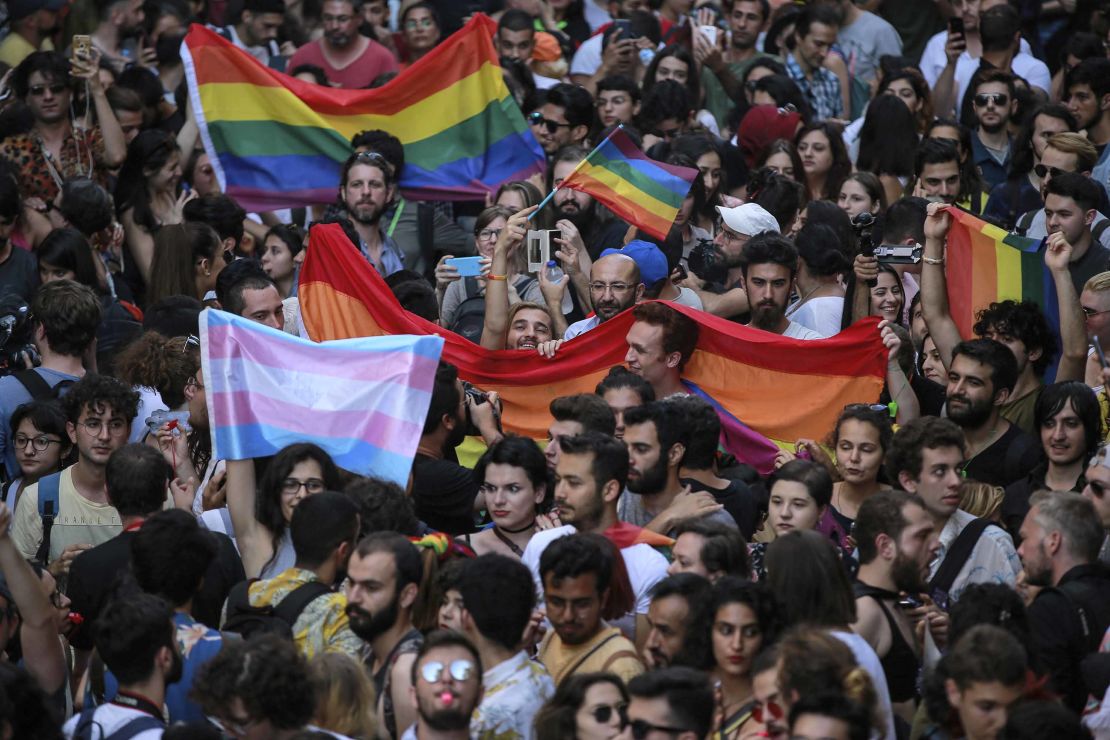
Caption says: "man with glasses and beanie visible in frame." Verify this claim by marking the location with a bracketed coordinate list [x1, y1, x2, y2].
[402, 631, 484, 740]
[338, 150, 406, 277]
[618, 666, 714, 740]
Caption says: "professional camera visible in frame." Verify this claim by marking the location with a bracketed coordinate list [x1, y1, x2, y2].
[851, 212, 877, 287]
[0, 294, 39, 375]
[461, 380, 501, 437]
[686, 238, 729, 286]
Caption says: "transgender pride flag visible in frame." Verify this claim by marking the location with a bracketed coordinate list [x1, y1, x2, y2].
[200, 309, 443, 483]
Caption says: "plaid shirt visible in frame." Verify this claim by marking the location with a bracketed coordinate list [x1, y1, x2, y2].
[785, 52, 843, 120]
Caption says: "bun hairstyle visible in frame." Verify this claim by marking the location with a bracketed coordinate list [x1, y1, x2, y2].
[778, 627, 881, 735]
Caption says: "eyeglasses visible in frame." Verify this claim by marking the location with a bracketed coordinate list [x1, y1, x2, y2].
[404, 17, 435, 29]
[281, 478, 326, 496]
[420, 659, 474, 684]
[973, 93, 1009, 107]
[79, 418, 128, 435]
[528, 111, 572, 134]
[13, 434, 62, 452]
[627, 719, 690, 739]
[29, 83, 66, 97]
[589, 281, 635, 294]
[1033, 164, 1068, 180]
[476, 228, 502, 242]
[1082, 306, 1110, 318]
[715, 224, 746, 245]
[589, 704, 628, 725]
[752, 699, 785, 724]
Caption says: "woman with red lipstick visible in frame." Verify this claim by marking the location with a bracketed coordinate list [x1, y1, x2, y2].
[469, 436, 548, 559]
[686, 577, 782, 739]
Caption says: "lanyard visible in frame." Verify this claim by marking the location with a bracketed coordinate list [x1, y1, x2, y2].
[112, 690, 166, 722]
[386, 198, 406, 238]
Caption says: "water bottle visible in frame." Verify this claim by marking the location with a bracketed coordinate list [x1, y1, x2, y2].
[545, 260, 565, 283]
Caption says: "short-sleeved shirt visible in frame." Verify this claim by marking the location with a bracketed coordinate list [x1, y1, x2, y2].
[471, 651, 555, 740]
[11, 465, 121, 563]
[700, 54, 774, 128]
[962, 422, 1041, 489]
[0, 127, 109, 202]
[0, 34, 54, 68]
[538, 625, 644, 686]
[616, 490, 737, 536]
[245, 567, 364, 659]
[62, 703, 163, 739]
[411, 454, 479, 535]
[837, 11, 903, 83]
[928, 508, 1022, 604]
[0, 367, 80, 478]
[786, 296, 843, 337]
[287, 39, 398, 89]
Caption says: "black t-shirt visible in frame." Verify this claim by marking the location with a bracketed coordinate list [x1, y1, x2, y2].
[0, 245, 38, 303]
[1066, 240, 1110, 296]
[682, 476, 760, 539]
[411, 454, 478, 535]
[962, 422, 1042, 489]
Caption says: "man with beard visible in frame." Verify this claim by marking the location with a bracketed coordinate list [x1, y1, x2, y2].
[969, 71, 1018, 191]
[346, 531, 425, 740]
[699, 0, 772, 128]
[642, 573, 712, 669]
[564, 253, 643, 340]
[288, 0, 397, 89]
[621, 401, 736, 536]
[736, 233, 822, 339]
[625, 301, 699, 399]
[886, 417, 1020, 608]
[1018, 491, 1110, 713]
[63, 592, 181, 737]
[0, 0, 63, 67]
[402, 632, 484, 740]
[412, 362, 502, 535]
[1065, 58, 1110, 194]
[224, 492, 362, 659]
[852, 491, 939, 723]
[944, 338, 1039, 488]
[549, 146, 632, 259]
[216, 0, 289, 71]
[90, 0, 147, 73]
[529, 86, 592, 159]
[337, 151, 406, 277]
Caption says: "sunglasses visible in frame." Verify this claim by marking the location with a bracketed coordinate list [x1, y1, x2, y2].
[29, 83, 66, 97]
[589, 704, 628, 725]
[1033, 164, 1068, 180]
[752, 699, 785, 724]
[627, 719, 690, 739]
[973, 93, 1009, 107]
[528, 110, 572, 134]
[420, 659, 474, 684]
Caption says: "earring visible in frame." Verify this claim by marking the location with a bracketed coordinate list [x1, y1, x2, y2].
[205, 270, 211, 276]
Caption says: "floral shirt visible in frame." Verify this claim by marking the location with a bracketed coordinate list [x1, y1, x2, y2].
[471, 651, 555, 740]
[248, 567, 364, 659]
[928, 509, 1021, 605]
[0, 126, 108, 202]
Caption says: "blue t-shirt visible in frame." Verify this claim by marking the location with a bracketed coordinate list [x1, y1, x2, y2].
[0, 367, 80, 478]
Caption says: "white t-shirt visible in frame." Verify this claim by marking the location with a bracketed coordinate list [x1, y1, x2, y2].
[570, 34, 604, 78]
[786, 296, 844, 337]
[783, 320, 824, 340]
[919, 31, 1033, 88]
[583, 0, 612, 31]
[919, 33, 1047, 115]
[521, 525, 668, 614]
[62, 704, 163, 739]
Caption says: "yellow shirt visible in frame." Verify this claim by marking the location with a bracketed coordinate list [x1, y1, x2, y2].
[245, 567, 364, 660]
[538, 625, 644, 686]
[11, 466, 121, 563]
[0, 34, 54, 68]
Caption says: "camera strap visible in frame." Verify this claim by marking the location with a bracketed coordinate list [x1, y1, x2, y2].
[13, 369, 52, 401]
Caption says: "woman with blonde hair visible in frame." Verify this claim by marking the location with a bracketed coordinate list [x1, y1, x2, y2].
[308, 652, 377, 739]
[959, 481, 1004, 522]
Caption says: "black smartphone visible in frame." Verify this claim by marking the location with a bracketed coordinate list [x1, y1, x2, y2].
[948, 16, 965, 38]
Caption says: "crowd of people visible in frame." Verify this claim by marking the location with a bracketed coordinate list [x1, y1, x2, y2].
[0, 0, 1110, 738]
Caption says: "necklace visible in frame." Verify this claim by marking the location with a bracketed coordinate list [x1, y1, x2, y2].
[492, 520, 535, 556]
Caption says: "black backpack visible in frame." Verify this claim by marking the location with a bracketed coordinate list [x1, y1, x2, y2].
[448, 275, 537, 344]
[221, 578, 332, 640]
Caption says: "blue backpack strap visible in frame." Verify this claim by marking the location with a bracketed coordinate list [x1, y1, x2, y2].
[106, 715, 164, 739]
[34, 472, 62, 565]
[72, 704, 100, 740]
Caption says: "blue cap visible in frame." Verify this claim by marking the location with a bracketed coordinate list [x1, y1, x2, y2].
[600, 240, 669, 287]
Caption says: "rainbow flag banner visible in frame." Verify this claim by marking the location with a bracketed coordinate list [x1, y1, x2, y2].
[558, 127, 697, 240]
[299, 224, 888, 474]
[181, 15, 545, 211]
[944, 206, 1056, 339]
[200, 308, 443, 483]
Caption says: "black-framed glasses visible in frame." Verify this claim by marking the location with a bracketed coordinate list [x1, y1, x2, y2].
[589, 281, 635, 294]
[420, 659, 474, 683]
[13, 434, 62, 452]
[281, 478, 326, 496]
[1033, 164, 1068, 180]
[589, 703, 628, 725]
[973, 92, 1009, 107]
[627, 719, 690, 739]
[528, 111, 572, 134]
[476, 228, 502, 242]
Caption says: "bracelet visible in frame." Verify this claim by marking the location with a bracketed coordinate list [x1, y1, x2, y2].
[486, 273, 507, 281]
[923, 256, 945, 265]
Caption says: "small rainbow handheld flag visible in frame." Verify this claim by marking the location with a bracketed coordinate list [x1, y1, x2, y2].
[557, 126, 698, 240]
[181, 15, 545, 211]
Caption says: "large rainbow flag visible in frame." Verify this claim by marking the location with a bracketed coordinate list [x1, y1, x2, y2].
[298, 224, 888, 473]
[944, 206, 1057, 339]
[559, 127, 697, 240]
[180, 16, 545, 211]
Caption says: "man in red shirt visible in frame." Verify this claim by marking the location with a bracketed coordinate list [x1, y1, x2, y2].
[288, 0, 397, 88]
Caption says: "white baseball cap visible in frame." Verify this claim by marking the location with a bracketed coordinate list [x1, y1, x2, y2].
[715, 203, 781, 237]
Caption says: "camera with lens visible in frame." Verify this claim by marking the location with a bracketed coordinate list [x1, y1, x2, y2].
[0, 295, 39, 375]
[686, 238, 729, 286]
[461, 380, 501, 437]
[851, 212, 877, 287]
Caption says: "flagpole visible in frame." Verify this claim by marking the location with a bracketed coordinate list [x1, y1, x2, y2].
[528, 124, 624, 221]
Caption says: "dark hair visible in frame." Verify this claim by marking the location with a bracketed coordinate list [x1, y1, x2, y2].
[116, 65, 163, 110]
[215, 258, 277, 316]
[1044, 171, 1102, 213]
[37, 228, 100, 290]
[400, 0, 440, 30]
[354, 531, 424, 592]
[550, 394, 617, 436]
[748, 168, 804, 233]
[32, 280, 100, 357]
[639, 79, 691, 130]
[95, 592, 175, 685]
[1034, 382, 1101, 462]
[792, 3, 840, 42]
[291, 491, 360, 569]
[595, 365, 655, 405]
[626, 667, 714, 740]
[423, 361, 460, 436]
[105, 443, 172, 516]
[878, 67, 934, 133]
[142, 295, 202, 337]
[264, 223, 304, 259]
[788, 693, 871, 740]
[343, 476, 419, 538]
[979, 5, 1021, 54]
[131, 509, 217, 606]
[544, 83, 594, 129]
[658, 395, 718, 470]
[459, 554, 535, 651]
[752, 75, 811, 122]
[623, 401, 686, 465]
[534, 673, 628, 740]
[738, 232, 798, 279]
[630, 301, 699, 371]
[597, 73, 640, 103]
[1008, 104, 1076, 181]
[558, 431, 629, 492]
[857, 95, 918, 180]
[411, 630, 482, 684]
[10, 400, 68, 455]
[0, 165, 19, 223]
[854, 490, 924, 564]
[540, 532, 613, 596]
[651, 571, 713, 610]
[146, 222, 223, 304]
[643, 45, 700, 109]
[61, 373, 140, 425]
[795, 122, 851, 201]
[767, 458, 832, 509]
[60, 177, 114, 237]
[475, 435, 547, 496]
[832, 403, 894, 454]
[948, 583, 1030, 648]
[945, 624, 1027, 689]
[671, 519, 749, 577]
[796, 222, 849, 277]
[765, 529, 856, 627]
[290, 64, 330, 86]
[1066, 57, 1110, 101]
[0, 662, 63, 739]
[191, 635, 316, 729]
[256, 443, 342, 563]
[349, 129, 405, 177]
[886, 416, 966, 482]
[880, 198, 927, 246]
[115, 130, 179, 233]
[12, 51, 70, 99]
[951, 337, 1020, 395]
[183, 194, 246, 250]
[972, 300, 1056, 379]
[915, 136, 961, 178]
[339, 151, 394, 192]
[999, 701, 1088, 740]
[686, 575, 779, 670]
[391, 278, 439, 323]
[498, 7, 534, 33]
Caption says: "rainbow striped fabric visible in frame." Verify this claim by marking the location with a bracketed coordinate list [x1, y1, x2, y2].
[180, 16, 545, 211]
[299, 224, 888, 474]
[200, 308, 443, 483]
[944, 206, 1056, 339]
[559, 127, 697, 240]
